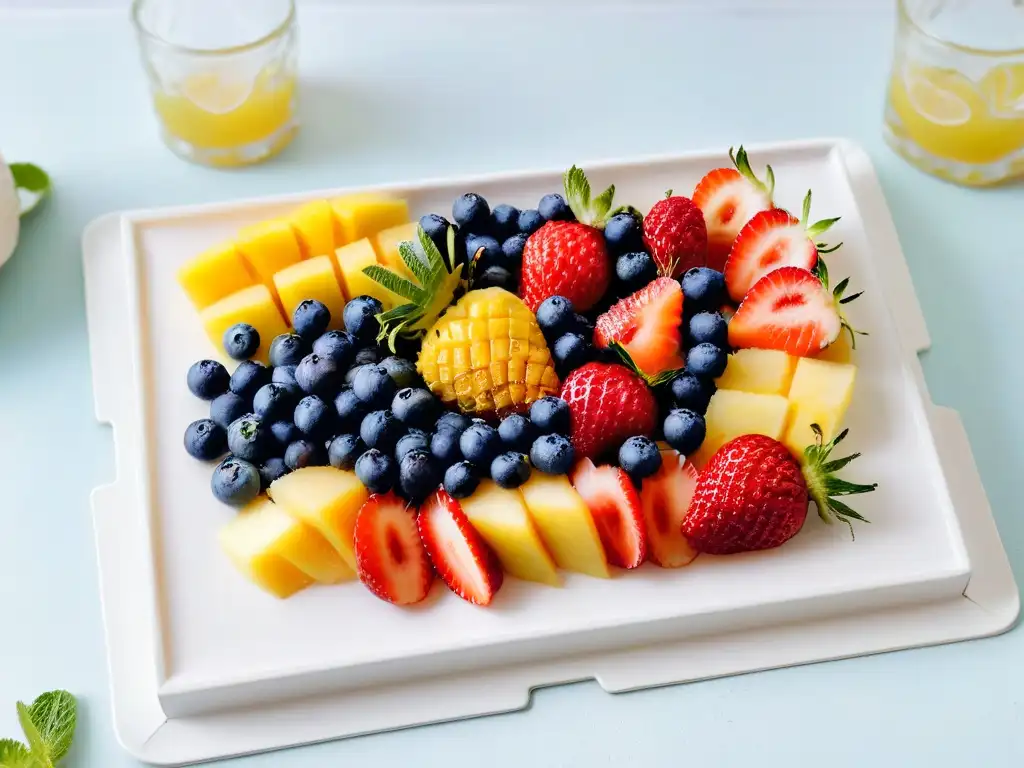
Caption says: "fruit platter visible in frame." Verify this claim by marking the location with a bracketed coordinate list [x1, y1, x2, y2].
[83, 140, 1015, 764]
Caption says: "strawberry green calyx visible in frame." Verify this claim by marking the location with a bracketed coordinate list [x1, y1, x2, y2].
[813, 258, 867, 349]
[798, 189, 842, 254]
[606, 340, 682, 387]
[563, 165, 617, 229]
[730, 145, 775, 201]
[801, 424, 878, 538]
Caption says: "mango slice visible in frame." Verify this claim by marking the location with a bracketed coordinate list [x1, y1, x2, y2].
[330, 195, 409, 245]
[273, 255, 347, 330]
[289, 200, 336, 259]
[199, 284, 289, 364]
[177, 241, 257, 310]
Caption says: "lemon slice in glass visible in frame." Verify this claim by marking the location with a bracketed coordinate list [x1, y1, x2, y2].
[181, 71, 254, 115]
[980, 62, 1024, 119]
[904, 66, 973, 126]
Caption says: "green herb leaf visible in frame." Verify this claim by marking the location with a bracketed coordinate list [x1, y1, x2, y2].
[0, 739, 30, 768]
[562, 165, 591, 222]
[9, 163, 51, 217]
[16, 704, 44, 763]
[28, 691, 76, 764]
[361, 266, 426, 304]
[591, 184, 615, 221]
[397, 241, 431, 288]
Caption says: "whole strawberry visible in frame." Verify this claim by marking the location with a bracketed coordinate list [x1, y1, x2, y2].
[642, 195, 708, 278]
[681, 428, 876, 554]
[559, 361, 657, 460]
[521, 166, 614, 312]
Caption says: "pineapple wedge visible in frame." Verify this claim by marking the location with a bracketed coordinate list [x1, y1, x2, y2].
[783, 358, 857, 457]
[372, 221, 420, 282]
[268, 466, 369, 571]
[218, 496, 316, 599]
[200, 284, 289, 364]
[813, 331, 854, 364]
[330, 194, 409, 244]
[289, 200, 336, 259]
[460, 481, 560, 586]
[519, 473, 609, 578]
[177, 241, 257, 310]
[716, 349, 798, 395]
[273, 255, 347, 330]
[694, 389, 791, 468]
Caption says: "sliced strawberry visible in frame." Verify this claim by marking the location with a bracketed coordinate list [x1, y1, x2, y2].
[728, 266, 851, 357]
[640, 450, 699, 568]
[593, 277, 684, 377]
[692, 146, 775, 271]
[418, 488, 503, 606]
[723, 189, 839, 303]
[354, 492, 434, 605]
[570, 458, 646, 569]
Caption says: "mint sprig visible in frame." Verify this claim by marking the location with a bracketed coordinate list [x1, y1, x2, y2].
[0, 690, 76, 768]
[9, 163, 51, 217]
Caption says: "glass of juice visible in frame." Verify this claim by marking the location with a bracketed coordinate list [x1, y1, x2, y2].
[132, 0, 299, 168]
[884, 0, 1024, 186]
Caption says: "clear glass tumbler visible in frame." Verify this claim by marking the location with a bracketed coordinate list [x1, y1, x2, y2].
[883, 0, 1024, 186]
[132, 0, 299, 168]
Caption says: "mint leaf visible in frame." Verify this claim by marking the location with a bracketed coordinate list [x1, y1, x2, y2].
[28, 691, 75, 764]
[15, 704, 44, 763]
[8, 163, 51, 216]
[0, 739, 31, 768]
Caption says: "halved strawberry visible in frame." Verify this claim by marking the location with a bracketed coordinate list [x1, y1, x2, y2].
[640, 449, 699, 568]
[723, 190, 840, 303]
[570, 458, 646, 569]
[593, 277, 684, 377]
[728, 263, 861, 357]
[692, 146, 776, 271]
[354, 492, 434, 605]
[418, 488, 503, 606]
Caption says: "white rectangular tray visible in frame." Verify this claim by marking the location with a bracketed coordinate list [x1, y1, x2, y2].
[84, 139, 1019, 766]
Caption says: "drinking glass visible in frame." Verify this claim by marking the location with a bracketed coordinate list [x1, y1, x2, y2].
[883, 0, 1024, 186]
[132, 0, 299, 168]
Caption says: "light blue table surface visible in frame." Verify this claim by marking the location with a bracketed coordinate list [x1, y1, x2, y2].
[2, 5, 1023, 766]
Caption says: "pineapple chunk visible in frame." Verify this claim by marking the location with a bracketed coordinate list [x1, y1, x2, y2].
[268, 466, 369, 572]
[330, 194, 409, 244]
[289, 200, 336, 259]
[177, 241, 257, 310]
[372, 221, 420, 282]
[218, 496, 316, 599]
[332, 238, 403, 310]
[273, 255, 347, 330]
[200, 284, 289, 364]
[813, 332, 854, 364]
[716, 349, 798, 395]
[693, 390, 791, 468]
[783, 358, 857, 457]
[460, 481, 560, 586]
[235, 219, 303, 305]
[519, 474, 610, 578]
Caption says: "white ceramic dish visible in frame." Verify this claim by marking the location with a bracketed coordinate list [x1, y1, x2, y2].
[84, 139, 1018, 766]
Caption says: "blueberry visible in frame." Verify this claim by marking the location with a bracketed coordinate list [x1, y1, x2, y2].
[420, 213, 452, 254]
[476, 266, 515, 291]
[227, 414, 268, 463]
[184, 418, 226, 461]
[353, 364, 397, 409]
[618, 436, 662, 481]
[435, 411, 472, 435]
[271, 364, 301, 395]
[359, 409, 403, 452]
[399, 450, 441, 502]
[295, 353, 344, 398]
[530, 433, 575, 475]
[312, 330, 356, 367]
[353, 347, 381, 366]
[518, 208, 544, 235]
[395, 430, 430, 463]
[252, 383, 295, 422]
[229, 360, 271, 402]
[268, 334, 307, 368]
[459, 423, 502, 465]
[327, 433, 365, 470]
[465, 234, 502, 267]
[490, 204, 520, 240]
[663, 408, 707, 455]
[284, 439, 325, 470]
[379, 355, 420, 389]
[535, 296, 576, 338]
[443, 461, 479, 499]
[210, 392, 248, 430]
[187, 359, 230, 400]
[490, 451, 531, 489]
[553, 333, 591, 373]
[344, 363, 368, 389]
[529, 396, 570, 435]
[259, 457, 289, 489]
[538, 193, 574, 222]
[270, 420, 301, 448]
[392, 387, 439, 429]
[430, 428, 463, 465]
[222, 323, 260, 361]
[686, 343, 728, 379]
[669, 372, 716, 414]
[497, 413, 536, 453]
[293, 299, 331, 339]
[343, 296, 383, 344]
[604, 212, 644, 255]
[355, 449, 396, 494]
[452, 192, 491, 233]
[501, 233, 528, 266]
[294, 395, 335, 439]
[681, 267, 726, 309]
[615, 251, 658, 293]
[211, 457, 261, 507]
[334, 388, 368, 432]
[688, 311, 728, 348]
